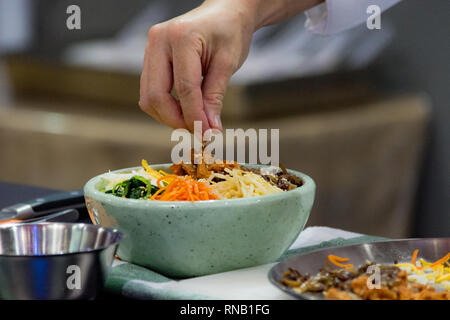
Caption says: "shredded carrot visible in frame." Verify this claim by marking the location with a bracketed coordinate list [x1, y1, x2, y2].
[329, 254, 350, 262]
[430, 253, 450, 268]
[0, 219, 21, 225]
[328, 254, 354, 270]
[411, 249, 419, 266]
[151, 176, 218, 201]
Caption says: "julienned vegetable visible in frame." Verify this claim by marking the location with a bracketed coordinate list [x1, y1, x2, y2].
[103, 153, 303, 201]
[105, 176, 159, 199]
[151, 175, 218, 201]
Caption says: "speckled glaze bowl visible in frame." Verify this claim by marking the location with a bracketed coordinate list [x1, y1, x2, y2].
[84, 164, 315, 278]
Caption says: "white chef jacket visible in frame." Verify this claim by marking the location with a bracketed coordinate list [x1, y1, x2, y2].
[305, 0, 401, 35]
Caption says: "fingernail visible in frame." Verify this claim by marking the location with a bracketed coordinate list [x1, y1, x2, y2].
[213, 115, 222, 130]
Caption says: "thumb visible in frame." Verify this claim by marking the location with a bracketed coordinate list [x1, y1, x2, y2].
[201, 57, 233, 131]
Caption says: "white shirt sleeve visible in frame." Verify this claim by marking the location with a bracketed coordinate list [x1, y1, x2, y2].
[304, 0, 401, 35]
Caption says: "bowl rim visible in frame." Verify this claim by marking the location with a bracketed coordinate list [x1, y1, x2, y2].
[0, 222, 122, 257]
[84, 163, 316, 206]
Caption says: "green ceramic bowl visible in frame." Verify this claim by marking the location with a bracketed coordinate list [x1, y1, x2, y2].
[84, 164, 315, 278]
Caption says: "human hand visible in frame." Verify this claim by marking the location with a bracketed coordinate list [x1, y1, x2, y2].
[139, 0, 323, 132]
[139, 0, 258, 132]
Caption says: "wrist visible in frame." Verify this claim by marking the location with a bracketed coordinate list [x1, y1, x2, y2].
[201, 0, 269, 33]
[248, 0, 288, 30]
[246, 0, 325, 30]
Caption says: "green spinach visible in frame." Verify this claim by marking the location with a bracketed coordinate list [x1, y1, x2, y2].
[105, 176, 159, 199]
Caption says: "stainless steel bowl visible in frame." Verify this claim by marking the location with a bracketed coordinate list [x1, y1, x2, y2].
[0, 223, 122, 300]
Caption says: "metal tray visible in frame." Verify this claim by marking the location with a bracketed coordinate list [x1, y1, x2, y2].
[268, 238, 450, 300]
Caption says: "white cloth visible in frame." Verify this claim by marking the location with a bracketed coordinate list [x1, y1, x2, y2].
[305, 0, 401, 35]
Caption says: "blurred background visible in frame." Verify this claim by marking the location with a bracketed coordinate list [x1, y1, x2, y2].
[0, 0, 448, 238]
